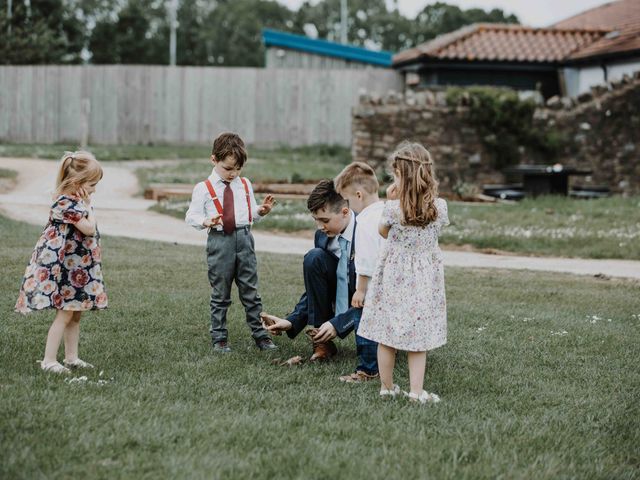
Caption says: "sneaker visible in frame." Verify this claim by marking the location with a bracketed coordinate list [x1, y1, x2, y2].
[212, 341, 231, 353]
[63, 358, 95, 369]
[404, 390, 441, 404]
[379, 384, 401, 398]
[339, 370, 379, 383]
[256, 338, 278, 351]
[40, 360, 71, 374]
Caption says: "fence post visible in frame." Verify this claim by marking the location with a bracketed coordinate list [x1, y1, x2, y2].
[80, 98, 91, 148]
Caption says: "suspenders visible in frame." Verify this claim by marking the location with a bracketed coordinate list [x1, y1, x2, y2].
[203, 178, 253, 224]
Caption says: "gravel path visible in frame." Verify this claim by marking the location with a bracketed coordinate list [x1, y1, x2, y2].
[1, 157, 638, 280]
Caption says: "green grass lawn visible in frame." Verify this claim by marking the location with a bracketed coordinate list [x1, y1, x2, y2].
[0, 143, 350, 182]
[5, 143, 637, 259]
[1, 215, 639, 479]
[151, 198, 317, 233]
[443, 196, 640, 260]
[153, 195, 640, 259]
[134, 150, 350, 188]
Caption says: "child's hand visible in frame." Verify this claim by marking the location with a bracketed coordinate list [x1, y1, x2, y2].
[260, 312, 291, 335]
[314, 321, 337, 343]
[351, 289, 366, 308]
[203, 213, 222, 228]
[258, 195, 276, 216]
[386, 183, 399, 200]
[75, 187, 92, 207]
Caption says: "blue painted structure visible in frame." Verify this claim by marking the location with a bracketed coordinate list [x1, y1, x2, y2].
[262, 29, 393, 67]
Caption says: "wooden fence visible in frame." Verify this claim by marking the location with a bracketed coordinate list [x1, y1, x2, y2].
[0, 65, 402, 147]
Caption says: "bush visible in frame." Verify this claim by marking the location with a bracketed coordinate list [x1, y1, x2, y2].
[446, 86, 565, 169]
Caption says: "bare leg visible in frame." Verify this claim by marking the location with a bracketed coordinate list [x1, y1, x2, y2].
[43, 310, 74, 364]
[377, 343, 397, 391]
[63, 311, 82, 362]
[408, 351, 427, 396]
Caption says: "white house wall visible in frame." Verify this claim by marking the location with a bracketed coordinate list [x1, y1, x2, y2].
[563, 57, 640, 97]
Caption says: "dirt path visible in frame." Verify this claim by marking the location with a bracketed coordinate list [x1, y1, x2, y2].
[1, 157, 639, 280]
[0, 158, 312, 255]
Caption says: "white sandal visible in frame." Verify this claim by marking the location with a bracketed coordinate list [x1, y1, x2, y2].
[404, 390, 441, 404]
[64, 358, 95, 369]
[379, 384, 401, 398]
[40, 360, 71, 374]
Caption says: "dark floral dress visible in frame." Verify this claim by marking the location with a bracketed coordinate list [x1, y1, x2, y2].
[15, 195, 108, 314]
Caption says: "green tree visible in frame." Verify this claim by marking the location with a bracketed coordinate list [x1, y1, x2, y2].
[0, 0, 85, 64]
[413, 2, 519, 45]
[201, 0, 293, 66]
[292, 0, 410, 51]
[89, 0, 169, 64]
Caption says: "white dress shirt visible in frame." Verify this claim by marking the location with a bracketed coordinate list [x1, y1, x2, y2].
[354, 201, 386, 277]
[185, 169, 263, 231]
[328, 210, 356, 258]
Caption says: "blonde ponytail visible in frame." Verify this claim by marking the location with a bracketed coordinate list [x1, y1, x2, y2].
[55, 151, 103, 197]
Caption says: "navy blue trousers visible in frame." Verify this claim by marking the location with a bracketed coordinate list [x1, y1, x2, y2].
[287, 248, 378, 375]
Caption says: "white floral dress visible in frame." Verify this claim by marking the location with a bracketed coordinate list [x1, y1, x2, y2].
[15, 195, 108, 314]
[358, 199, 448, 351]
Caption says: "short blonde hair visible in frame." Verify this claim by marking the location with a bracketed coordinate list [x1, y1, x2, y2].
[334, 162, 379, 195]
[55, 151, 103, 197]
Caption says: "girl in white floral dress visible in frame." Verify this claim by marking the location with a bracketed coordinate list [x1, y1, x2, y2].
[358, 141, 449, 404]
[15, 151, 107, 374]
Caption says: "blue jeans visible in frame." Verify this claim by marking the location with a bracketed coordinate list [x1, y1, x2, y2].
[353, 308, 378, 375]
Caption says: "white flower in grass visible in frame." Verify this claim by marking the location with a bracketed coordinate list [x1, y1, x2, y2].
[551, 330, 568, 336]
[32, 294, 51, 309]
[38, 249, 58, 265]
[65, 376, 88, 384]
[477, 326, 487, 332]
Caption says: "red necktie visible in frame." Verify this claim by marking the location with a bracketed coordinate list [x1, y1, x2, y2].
[222, 181, 236, 234]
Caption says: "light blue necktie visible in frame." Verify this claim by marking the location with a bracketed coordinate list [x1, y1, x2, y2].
[335, 236, 349, 315]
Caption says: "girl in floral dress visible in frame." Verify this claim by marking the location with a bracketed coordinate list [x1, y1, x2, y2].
[15, 151, 107, 374]
[358, 141, 449, 404]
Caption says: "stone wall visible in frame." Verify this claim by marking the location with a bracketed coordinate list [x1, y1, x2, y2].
[352, 71, 640, 195]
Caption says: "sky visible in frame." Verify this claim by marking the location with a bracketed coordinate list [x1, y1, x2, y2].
[277, 0, 613, 27]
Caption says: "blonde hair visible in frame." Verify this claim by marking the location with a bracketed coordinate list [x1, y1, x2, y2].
[389, 141, 439, 226]
[55, 151, 103, 197]
[334, 162, 380, 195]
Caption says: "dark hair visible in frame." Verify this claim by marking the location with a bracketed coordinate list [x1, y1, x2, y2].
[212, 132, 247, 167]
[307, 179, 348, 213]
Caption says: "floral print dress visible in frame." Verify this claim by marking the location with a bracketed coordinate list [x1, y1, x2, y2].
[15, 195, 108, 314]
[357, 199, 449, 352]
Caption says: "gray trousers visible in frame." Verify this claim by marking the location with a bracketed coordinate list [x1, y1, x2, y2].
[206, 226, 268, 343]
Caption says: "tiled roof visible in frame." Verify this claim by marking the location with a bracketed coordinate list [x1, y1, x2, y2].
[552, 0, 640, 61]
[552, 0, 639, 29]
[393, 24, 608, 65]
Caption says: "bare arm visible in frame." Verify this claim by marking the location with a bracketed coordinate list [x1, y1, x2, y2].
[351, 274, 370, 308]
[74, 207, 97, 236]
[379, 223, 390, 239]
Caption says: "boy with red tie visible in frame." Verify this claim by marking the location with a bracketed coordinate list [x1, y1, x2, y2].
[186, 132, 277, 353]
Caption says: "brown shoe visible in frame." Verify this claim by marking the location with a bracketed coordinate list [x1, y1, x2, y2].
[310, 341, 337, 361]
[339, 370, 379, 383]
